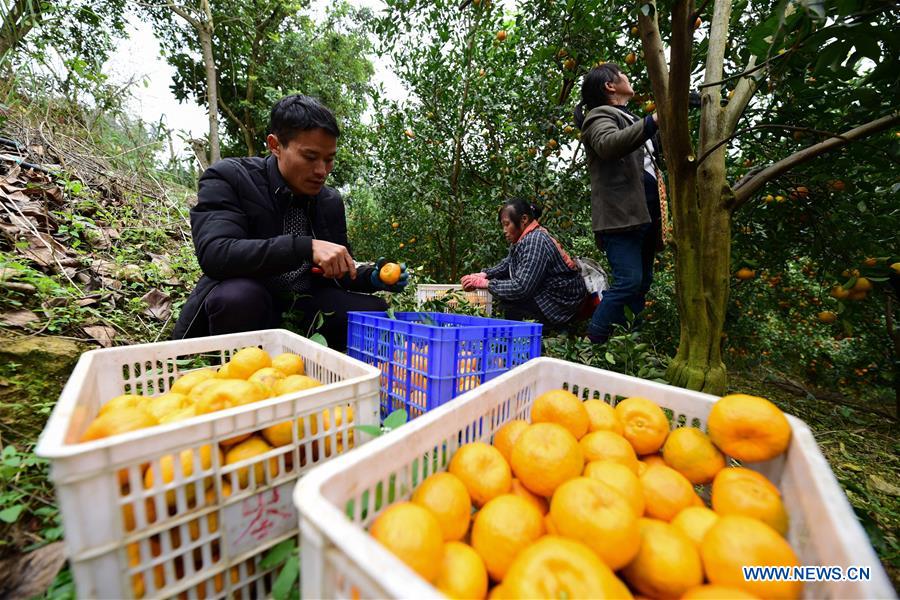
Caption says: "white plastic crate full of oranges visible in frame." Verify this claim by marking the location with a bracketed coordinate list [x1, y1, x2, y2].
[37, 329, 380, 599]
[294, 357, 892, 599]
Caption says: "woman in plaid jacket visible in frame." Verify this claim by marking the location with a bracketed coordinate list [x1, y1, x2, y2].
[461, 199, 587, 326]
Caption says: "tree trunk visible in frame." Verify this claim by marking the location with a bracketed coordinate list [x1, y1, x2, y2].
[0, 0, 39, 59]
[197, 19, 220, 164]
[666, 176, 732, 395]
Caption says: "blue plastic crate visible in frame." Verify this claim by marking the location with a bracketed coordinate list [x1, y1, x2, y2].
[347, 311, 542, 418]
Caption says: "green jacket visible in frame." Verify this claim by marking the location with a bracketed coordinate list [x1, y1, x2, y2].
[582, 105, 658, 233]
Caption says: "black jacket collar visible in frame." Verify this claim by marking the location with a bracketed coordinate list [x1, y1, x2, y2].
[266, 154, 317, 214]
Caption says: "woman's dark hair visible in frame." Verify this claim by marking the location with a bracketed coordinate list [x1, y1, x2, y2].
[498, 198, 542, 225]
[573, 63, 623, 130]
[270, 94, 341, 144]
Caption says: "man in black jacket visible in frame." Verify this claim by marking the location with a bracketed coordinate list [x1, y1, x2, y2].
[172, 95, 406, 350]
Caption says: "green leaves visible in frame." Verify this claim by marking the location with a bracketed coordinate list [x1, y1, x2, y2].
[260, 539, 299, 600]
[260, 539, 295, 569]
[0, 504, 25, 523]
[383, 408, 408, 431]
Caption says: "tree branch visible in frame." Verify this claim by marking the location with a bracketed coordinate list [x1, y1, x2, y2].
[731, 112, 900, 208]
[638, 0, 670, 107]
[723, 55, 758, 133]
[217, 96, 251, 138]
[699, 51, 781, 89]
[164, 2, 200, 29]
[703, 0, 731, 90]
[0, 0, 41, 57]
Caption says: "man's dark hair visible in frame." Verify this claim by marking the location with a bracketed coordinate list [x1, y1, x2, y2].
[269, 94, 340, 144]
[574, 63, 624, 129]
[498, 197, 543, 225]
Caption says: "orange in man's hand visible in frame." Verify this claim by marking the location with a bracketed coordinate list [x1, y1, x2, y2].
[379, 262, 402, 285]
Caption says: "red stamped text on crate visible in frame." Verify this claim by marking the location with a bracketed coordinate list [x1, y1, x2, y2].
[224, 482, 297, 555]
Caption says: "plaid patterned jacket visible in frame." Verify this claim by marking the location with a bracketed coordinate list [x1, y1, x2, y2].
[485, 228, 587, 324]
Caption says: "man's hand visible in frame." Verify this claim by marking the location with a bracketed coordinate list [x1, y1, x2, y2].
[312, 239, 356, 279]
[370, 257, 409, 292]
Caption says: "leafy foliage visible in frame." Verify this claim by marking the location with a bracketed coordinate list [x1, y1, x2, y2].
[148, 0, 375, 181]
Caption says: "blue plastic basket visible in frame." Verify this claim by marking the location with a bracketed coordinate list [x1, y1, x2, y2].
[347, 312, 542, 418]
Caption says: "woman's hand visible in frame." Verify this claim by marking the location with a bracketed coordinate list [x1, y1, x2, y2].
[461, 273, 489, 291]
[651, 112, 659, 124]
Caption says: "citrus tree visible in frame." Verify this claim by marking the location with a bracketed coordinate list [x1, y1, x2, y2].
[633, 0, 898, 392]
[352, 0, 638, 280]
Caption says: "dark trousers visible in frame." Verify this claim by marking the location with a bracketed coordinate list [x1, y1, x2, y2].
[498, 297, 548, 324]
[588, 173, 660, 342]
[203, 278, 386, 351]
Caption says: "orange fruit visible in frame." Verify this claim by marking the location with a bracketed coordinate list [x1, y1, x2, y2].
[701, 515, 802, 599]
[662, 427, 726, 484]
[851, 276, 872, 292]
[370, 502, 444, 582]
[122, 498, 157, 532]
[170, 369, 217, 395]
[615, 397, 670, 455]
[510, 423, 583, 497]
[144, 444, 222, 508]
[583, 399, 624, 435]
[493, 420, 528, 464]
[449, 442, 512, 507]
[274, 374, 322, 396]
[712, 468, 789, 535]
[379, 262, 402, 285]
[247, 367, 286, 395]
[530, 389, 589, 439]
[637, 453, 666, 475]
[622, 518, 704, 598]
[510, 478, 548, 515]
[261, 420, 296, 447]
[583, 460, 645, 516]
[549, 477, 641, 570]
[80, 407, 158, 442]
[192, 379, 267, 414]
[544, 513, 559, 535]
[503, 536, 633, 599]
[640, 464, 701, 521]
[412, 472, 472, 541]
[436, 541, 488, 599]
[141, 392, 190, 422]
[227, 346, 272, 379]
[158, 405, 197, 425]
[671, 506, 720, 548]
[707, 394, 791, 462]
[127, 541, 164, 598]
[224, 436, 279, 489]
[735, 267, 756, 280]
[188, 485, 230, 541]
[714, 467, 780, 495]
[471, 494, 544, 581]
[579, 431, 640, 473]
[682, 584, 760, 598]
[99, 394, 145, 416]
[271, 352, 305, 376]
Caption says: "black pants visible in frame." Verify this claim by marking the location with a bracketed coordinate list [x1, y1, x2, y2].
[203, 278, 386, 351]
[498, 297, 547, 324]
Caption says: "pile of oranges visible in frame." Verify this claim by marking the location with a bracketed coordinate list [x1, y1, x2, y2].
[76, 346, 353, 598]
[369, 390, 800, 599]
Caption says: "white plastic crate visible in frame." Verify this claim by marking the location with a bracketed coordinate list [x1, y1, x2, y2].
[414, 283, 492, 316]
[294, 357, 894, 599]
[36, 329, 381, 600]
